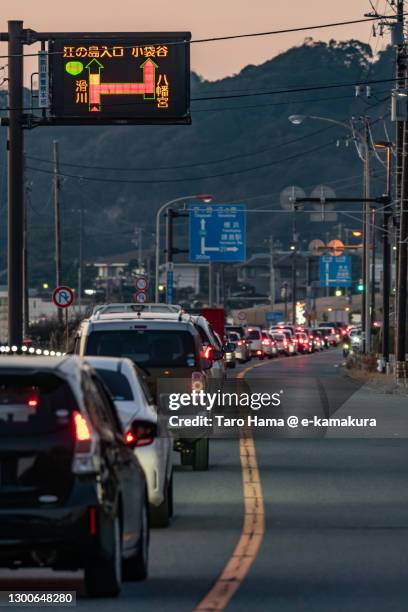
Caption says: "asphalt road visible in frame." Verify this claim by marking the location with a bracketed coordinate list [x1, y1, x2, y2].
[1, 349, 408, 611]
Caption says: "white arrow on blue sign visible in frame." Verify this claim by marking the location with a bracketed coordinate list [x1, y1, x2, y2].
[319, 255, 352, 287]
[189, 204, 246, 262]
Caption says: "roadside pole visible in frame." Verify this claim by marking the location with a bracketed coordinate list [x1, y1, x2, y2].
[53, 140, 63, 325]
[363, 119, 372, 353]
[396, 69, 408, 380]
[269, 236, 275, 308]
[7, 20, 24, 347]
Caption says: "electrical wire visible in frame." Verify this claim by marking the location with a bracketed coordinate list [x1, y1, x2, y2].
[26, 139, 342, 184]
[26, 124, 336, 171]
[0, 16, 394, 60]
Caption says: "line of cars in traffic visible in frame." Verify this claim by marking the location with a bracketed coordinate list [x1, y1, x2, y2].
[0, 303, 350, 598]
[224, 321, 347, 365]
[0, 302, 234, 597]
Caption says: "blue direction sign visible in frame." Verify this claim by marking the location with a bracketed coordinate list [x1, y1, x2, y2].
[320, 255, 352, 287]
[189, 204, 246, 262]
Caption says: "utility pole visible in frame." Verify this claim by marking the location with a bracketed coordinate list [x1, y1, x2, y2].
[396, 79, 408, 378]
[23, 164, 30, 339]
[363, 118, 372, 353]
[291, 208, 298, 324]
[78, 205, 84, 307]
[370, 207, 376, 328]
[53, 140, 63, 324]
[7, 20, 24, 347]
[269, 236, 275, 308]
[395, 0, 408, 379]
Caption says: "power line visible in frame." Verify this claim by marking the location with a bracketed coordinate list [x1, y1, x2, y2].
[0, 16, 393, 60]
[0, 76, 397, 113]
[26, 125, 336, 171]
[192, 76, 401, 102]
[26, 140, 343, 184]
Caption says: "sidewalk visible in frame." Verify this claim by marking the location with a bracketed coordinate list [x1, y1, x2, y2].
[325, 377, 408, 438]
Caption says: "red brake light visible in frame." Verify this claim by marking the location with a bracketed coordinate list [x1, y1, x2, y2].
[262, 339, 271, 345]
[204, 345, 213, 360]
[126, 431, 136, 444]
[27, 398, 38, 408]
[89, 507, 97, 536]
[237, 340, 243, 346]
[73, 411, 92, 442]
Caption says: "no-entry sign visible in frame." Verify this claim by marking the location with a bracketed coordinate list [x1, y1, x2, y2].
[53, 286, 74, 308]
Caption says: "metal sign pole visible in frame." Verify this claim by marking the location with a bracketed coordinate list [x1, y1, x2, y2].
[7, 21, 25, 347]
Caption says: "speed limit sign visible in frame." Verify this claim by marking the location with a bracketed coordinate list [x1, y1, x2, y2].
[135, 277, 148, 291]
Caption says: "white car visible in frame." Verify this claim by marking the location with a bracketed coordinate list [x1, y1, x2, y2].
[85, 356, 173, 528]
[246, 326, 264, 358]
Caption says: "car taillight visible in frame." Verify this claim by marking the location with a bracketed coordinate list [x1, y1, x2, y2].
[203, 345, 213, 360]
[27, 397, 38, 408]
[256, 349, 262, 355]
[88, 507, 97, 536]
[74, 411, 92, 443]
[325, 336, 328, 340]
[262, 339, 271, 345]
[72, 410, 99, 475]
[126, 420, 157, 448]
[237, 340, 243, 346]
[283, 340, 288, 347]
[298, 338, 303, 343]
[192, 371, 204, 392]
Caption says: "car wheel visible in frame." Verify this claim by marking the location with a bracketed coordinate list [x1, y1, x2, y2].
[193, 437, 209, 471]
[84, 516, 122, 598]
[181, 449, 193, 466]
[122, 498, 149, 581]
[150, 473, 173, 528]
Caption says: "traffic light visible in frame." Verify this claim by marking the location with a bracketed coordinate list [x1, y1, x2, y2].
[357, 282, 364, 292]
[335, 289, 343, 297]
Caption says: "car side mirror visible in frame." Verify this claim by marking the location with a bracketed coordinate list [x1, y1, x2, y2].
[125, 419, 157, 448]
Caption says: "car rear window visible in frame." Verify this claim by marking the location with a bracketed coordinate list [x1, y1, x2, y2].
[248, 330, 261, 340]
[0, 373, 76, 436]
[85, 329, 196, 368]
[274, 334, 285, 341]
[95, 369, 133, 401]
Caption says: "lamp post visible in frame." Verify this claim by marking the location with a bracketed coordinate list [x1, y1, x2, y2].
[288, 113, 372, 351]
[154, 194, 213, 302]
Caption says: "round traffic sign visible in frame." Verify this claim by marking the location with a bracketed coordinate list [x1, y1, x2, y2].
[135, 277, 148, 291]
[135, 290, 147, 304]
[327, 239, 345, 257]
[238, 311, 247, 321]
[309, 239, 326, 256]
[52, 286, 74, 308]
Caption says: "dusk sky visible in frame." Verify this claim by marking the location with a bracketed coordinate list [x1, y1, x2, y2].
[0, 1, 390, 82]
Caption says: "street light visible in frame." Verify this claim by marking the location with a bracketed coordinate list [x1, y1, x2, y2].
[154, 194, 213, 302]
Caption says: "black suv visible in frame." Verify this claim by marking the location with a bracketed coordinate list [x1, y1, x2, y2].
[0, 356, 150, 598]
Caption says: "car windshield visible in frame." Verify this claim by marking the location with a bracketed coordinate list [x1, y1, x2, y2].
[86, 329, 196, 368]
[0, 373, 76, 436]
[95, 369, 133, 401]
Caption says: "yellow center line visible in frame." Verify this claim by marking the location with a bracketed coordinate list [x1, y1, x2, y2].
[193, 361, 270, 611]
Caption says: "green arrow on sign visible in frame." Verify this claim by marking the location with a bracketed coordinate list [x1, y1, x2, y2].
[85, 59, 104, 112]
[140, 58, 158, 100]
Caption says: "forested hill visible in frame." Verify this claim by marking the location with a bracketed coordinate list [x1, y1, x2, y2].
[0, 39, 393, 284]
